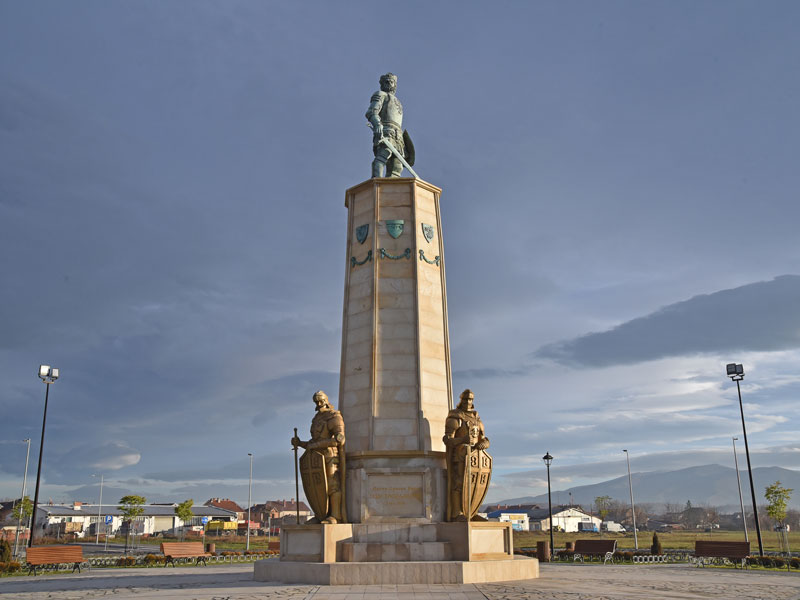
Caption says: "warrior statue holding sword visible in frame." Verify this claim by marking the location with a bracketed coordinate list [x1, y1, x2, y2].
[366, 72, 417, 178]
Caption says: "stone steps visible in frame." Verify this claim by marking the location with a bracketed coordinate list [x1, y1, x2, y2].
[340, 541, 451, 562]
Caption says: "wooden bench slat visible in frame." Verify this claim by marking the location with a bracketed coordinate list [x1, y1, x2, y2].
[160, 542, 209, 567]
[27, 546, 84, 565]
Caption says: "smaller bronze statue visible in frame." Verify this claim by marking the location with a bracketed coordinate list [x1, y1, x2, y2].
[291, 390, 347, 524]
[443, 389, 492, 521]
[366, 72, 416, 178]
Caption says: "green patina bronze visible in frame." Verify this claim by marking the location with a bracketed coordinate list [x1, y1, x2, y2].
[350, 250, 373, 268]
[419, 249, 440, 266]
[366, 73, 417, 178]
[421, 224, 435, 243]
[356, 224, 369, 244]
[379, 248, 411, 260]
[385, 220, 404, 239]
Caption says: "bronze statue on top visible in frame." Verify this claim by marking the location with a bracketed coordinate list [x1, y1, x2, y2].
[443, 389, 492, 521]
[291, 390, 347, 524]
[366, 72, 417, 178]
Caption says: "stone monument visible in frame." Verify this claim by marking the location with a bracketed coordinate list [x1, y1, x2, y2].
[254, 74, 537, 585]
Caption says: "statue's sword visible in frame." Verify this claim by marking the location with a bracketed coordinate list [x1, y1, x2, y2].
[367, 123, 419, 179]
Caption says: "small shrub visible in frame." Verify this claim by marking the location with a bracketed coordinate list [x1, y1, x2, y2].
[622, 551, 634, 562]
[144, 554, 158, 565]
[650, 532, 662, 555]
[0, 562, 6, 574]
[759, 557, 774, 568]
[772, 557, 785, 568]
[7, 562, 20, 573]
[790, 557, 800, 569]
[116, 556, 136, 567]
[0, 539, 11, 563]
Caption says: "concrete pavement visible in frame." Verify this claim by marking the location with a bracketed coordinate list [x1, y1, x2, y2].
[0, 561, 798, 599]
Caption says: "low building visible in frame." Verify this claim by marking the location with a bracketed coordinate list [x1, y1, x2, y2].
[204, 498, 245, 521]
[486, 510, 529, 531]
[527, 506, 602, 533]
[32, 502, 237, 538]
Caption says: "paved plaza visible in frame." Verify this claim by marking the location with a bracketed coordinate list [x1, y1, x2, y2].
[1, 562, 799, 600]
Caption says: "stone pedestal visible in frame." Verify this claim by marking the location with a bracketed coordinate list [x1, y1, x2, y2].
[252, 178, 539, 585]
[254, 521, 539, 584]
[340, 178, 452, 523]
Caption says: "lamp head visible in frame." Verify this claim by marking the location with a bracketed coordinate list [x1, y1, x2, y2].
[38, 365, 59, 383]
[542, 452, 553, 467]
[726, 363, 744, 380]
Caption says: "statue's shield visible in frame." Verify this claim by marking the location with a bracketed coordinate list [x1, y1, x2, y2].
[385, 220, 404, 239]
[403, 130, 415, 167]
[462, 448, 492, 519]
[356, 224, 369, 245]
[421, 223, 434, 243]
[299, 449, 328, 521]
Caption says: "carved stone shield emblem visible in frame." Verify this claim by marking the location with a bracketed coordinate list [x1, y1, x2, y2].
[385, 220, 404, 239]
[356, 224, 369, 245]
[462, 448, 492, 520]
[299, 449, 328, 521]
[421, 223, 434, 243]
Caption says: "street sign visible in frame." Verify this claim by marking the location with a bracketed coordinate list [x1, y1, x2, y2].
[201, 516, 209, 524]
[105, 515, 112, 525]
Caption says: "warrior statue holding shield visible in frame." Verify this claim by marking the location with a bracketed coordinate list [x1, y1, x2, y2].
[443, 389, 492, 522]
[291, 391, 347, 524]
[366, 72, 416, 178]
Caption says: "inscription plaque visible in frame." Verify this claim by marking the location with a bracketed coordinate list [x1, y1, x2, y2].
[366, 473, 425, 518]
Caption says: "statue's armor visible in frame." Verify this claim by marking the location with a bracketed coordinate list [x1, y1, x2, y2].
[367, 90, 405, 177]
[310, 410, 344, 493]
[444, 409, 487, 465]
[367, 90, 404, 131]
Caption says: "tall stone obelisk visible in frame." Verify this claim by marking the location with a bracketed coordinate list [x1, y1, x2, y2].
[339, 177, 452, 523]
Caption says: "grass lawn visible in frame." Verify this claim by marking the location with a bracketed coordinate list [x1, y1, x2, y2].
[514, 529, 799, 552]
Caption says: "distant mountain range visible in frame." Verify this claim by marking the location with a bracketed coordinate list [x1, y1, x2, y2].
[492, 465, 800, 510]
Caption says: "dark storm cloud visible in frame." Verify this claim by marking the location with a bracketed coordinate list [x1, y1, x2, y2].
[536, 276, 800, 367]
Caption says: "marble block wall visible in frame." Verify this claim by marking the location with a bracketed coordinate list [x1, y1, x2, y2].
[339, 178, 453, 523]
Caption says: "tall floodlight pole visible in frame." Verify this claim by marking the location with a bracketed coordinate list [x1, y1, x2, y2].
[623, 449, 638, 550]
[92, 474, 104, 544]
[542, 452, 554, 557]
[726, 363, 764, 556]
[731, 437, 749, 542]
[30, 365, 59, 547]
[13, 438, 31, 557]
[247, 453, 253, 551]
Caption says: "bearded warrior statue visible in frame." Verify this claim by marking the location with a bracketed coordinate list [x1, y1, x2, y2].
[291, 390, 346, 524]
[366, 72, 415, 178]
[443, 389, 492, 521]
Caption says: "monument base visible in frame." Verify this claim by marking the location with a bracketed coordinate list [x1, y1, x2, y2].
[253, 556, 539, 585]
[254, 521, 538, 584]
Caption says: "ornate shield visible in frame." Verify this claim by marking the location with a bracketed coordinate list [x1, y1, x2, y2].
[356, 224, 369, 245]
[462, 448, 492, 519]
[403, 129, 415, 167]
[299, 449, 328, 521]
[421, 223, 434, 243]
[385, 219, 404, 239]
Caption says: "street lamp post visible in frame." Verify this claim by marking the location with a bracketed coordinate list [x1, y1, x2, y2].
[247, 453, 253, 551]
[92, 474, 104, 545]
[623, 449, 638, 550]
[726, 363, 764, 556]
[30, 365, 59, 548]
[13, 438, 31, 557]
[731, 437, 748, 542]
[542, 452, 554, 557]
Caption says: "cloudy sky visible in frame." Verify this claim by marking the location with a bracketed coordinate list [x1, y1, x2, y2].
[2, 1, 799, 509]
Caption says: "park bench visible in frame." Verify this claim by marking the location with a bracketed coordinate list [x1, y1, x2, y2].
[573, 539, 617, 565]
[693, 541, 750, 569]
[26, 545, 88, 576]
[160, 541, 211, 567]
